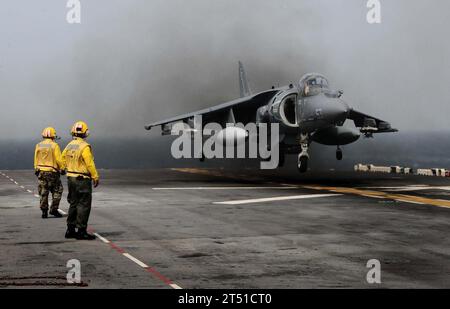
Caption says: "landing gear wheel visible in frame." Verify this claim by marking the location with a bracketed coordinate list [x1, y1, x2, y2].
[336, 148, 343, 161]
[297, 133, 309, 173]
[297, 155, 308, 173]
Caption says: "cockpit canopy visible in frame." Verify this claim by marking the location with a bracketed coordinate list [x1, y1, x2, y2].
[299, 74, 330, 97]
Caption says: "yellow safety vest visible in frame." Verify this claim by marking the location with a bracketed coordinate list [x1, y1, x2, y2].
[65, 139, 91, 178]
[35, 140, 59, 172]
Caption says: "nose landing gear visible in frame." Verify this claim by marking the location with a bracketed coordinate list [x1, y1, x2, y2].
[298, 154, 309, 173]
[297, 134, 310, 173]
[336, 146, 343, 161]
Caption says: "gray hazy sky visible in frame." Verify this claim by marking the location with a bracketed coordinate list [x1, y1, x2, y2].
[1, 0, 449, 140]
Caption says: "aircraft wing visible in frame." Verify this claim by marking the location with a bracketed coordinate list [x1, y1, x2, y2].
[145, 89, 280, 132]
[348, 109, 398, 134]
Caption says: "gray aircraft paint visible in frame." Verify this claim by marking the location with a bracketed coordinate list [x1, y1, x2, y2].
[146, 63, 397, 172]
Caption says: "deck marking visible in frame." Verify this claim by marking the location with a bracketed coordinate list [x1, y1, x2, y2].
[170, 283, 183, 289]
[171, 167, 266, 182]
[94, 233, 110, 244]
[145, 267, 174, 285]
[109, 242, 126, 253]
[1, 172, 182, 289]
[170, 168, 450, 208]
[360, 185, 450, 192]
[88, 229, 183, 289]
[123, 253, 149, 268]
[303, 185, 450, 209]
[360, 194, 385, 199]
[214, 193, 341, 205]
[396, 199, 425, 205]
[153, 186, 299, 190]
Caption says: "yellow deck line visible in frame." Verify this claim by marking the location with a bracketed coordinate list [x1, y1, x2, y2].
[171, 168, 262, 182]
[303, 185, 450, 209]
[170, 168, 450, 209]
[171, 168, 224, 177]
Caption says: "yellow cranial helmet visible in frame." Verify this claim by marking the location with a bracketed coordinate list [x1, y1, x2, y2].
[71, 121, 90, 137]
[42, 127, 57, 139]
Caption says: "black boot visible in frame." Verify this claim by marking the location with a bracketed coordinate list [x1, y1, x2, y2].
[41, 210, 48, 219]
[76, 228, 96, 240]
[65, 226, 77, 239]
[50, 209, 63, 218]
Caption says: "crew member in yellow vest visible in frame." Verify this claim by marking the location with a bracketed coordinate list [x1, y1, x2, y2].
[34, 127, 65, 219]
[62, 121, 99, 240]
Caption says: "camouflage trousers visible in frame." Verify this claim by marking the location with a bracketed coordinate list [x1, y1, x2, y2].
[67, 177, 92, 229]
[37, 171, 63, 211]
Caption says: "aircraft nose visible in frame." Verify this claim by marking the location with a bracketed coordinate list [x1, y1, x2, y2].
[322, 99, 349, 123]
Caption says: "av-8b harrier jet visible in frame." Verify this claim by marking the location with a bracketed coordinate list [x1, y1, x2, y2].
[145, 62, 397, 172]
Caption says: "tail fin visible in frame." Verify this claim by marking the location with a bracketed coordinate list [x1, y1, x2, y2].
[238, 61, 252, 98]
